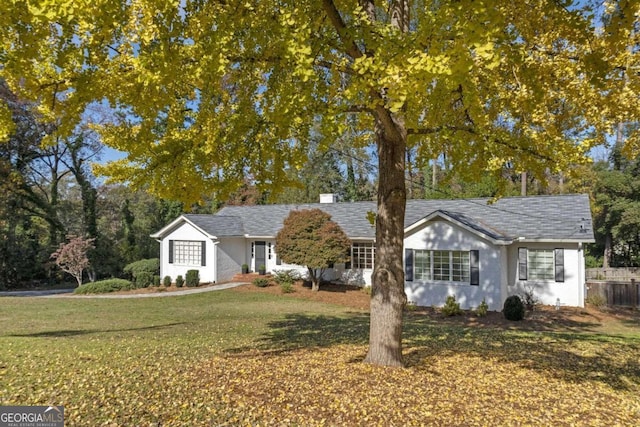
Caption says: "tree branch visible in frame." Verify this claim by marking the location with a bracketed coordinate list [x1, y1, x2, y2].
[322, 0, 364, 60]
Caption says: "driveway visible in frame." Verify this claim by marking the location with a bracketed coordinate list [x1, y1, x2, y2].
[0, 282, 247, 298]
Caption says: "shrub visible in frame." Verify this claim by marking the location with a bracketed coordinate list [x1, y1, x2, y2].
[441, 295, 463, 316]
[476, 298, 489, 317]
[73, 279, 132, 294]
[153, 275, 161, 287]
[280, 282, 294, 293]
[273, 269, 300, 286]
[503, 295, 525, 321]
[185, 270, 200, 287]
[521, 284, 538, 311]
[123, 258, 160, 280]
[136, 271, 153, 288]
[162, 275, 172, 287]
[253, 277, 270, 288]
[175, 275, 184, 288]
[586, 293, 606, 308]
[404, 301, 418, 312]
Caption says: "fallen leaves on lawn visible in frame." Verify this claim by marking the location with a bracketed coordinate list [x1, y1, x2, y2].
[193, 342, 640, 426]
[1, 315, 639, 426]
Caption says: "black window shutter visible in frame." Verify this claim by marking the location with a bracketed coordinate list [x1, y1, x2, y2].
[405, 249, 414, 282]
[554, 248, 564, 282]
[470, 250, 480, 286]
[168, 240, 174, 264]
[201, 241, 206, 267]
[518, 248, 527, 280]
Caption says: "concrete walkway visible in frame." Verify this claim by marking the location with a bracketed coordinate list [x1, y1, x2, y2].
[0, 282, 247, 299]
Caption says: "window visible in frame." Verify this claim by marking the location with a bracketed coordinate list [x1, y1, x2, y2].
[351, 243, 375, 269]
[433, 250, 450, 280]
[528, 249, 555, 280]
[414, 250, 432, 280]
[171, 240, 204, 266]
[451, 251, 470, 282]
[407, 250, 472, 283]
[518, 248, 563, 282]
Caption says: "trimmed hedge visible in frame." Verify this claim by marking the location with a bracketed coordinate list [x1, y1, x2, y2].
[503, 295, 525, 321]
[73, 279, 133, 294]
[136, 271, 153, 289]
[162, 276, 172, 287]
[123, 258, 160, 280]
[186, 270, 200, 287]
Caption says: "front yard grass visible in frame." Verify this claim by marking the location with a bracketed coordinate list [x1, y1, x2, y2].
[0, 291, 639, 426]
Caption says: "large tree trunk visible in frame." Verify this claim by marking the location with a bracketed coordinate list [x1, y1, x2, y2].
[364, 110, 407, 367]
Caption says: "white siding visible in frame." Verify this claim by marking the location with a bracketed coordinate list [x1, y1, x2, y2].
[507, 243, 584, 307]
[216, 238, 245, 282]
[160, 222, 216, 283]
[404, 221, 504, 311]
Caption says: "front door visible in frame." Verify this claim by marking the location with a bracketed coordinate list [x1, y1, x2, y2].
[254, 241, 266, 271]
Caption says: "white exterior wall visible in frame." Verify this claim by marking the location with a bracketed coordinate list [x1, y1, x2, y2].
[160, 223, 216, 283]
[507, 242, 585, 307]
[404, 221, 504, 311]
[216, 238, 245, 283]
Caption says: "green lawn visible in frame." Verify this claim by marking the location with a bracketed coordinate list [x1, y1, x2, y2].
[1, 291, 639, 426]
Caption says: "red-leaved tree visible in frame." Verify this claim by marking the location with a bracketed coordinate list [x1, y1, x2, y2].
[51, 235, 95, 287]
[276, 209, 351, 292]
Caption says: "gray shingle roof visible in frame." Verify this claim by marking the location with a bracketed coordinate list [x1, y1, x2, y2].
[183, 214, 245, 237]
[212, 194, 594, 242]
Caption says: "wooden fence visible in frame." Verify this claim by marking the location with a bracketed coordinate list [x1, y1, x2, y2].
[586, 268, 640, 281]
[586, 280, 639, 308]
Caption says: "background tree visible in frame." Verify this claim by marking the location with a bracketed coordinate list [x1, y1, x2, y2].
[276, 209, 351, 291]
[1, 1, 638, 366]
[51, 235, 95, 287]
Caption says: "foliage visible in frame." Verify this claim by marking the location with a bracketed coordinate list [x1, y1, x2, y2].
[163, 275, 172, 287]
[521, 284, 539, 311]
[73, 278, 132, 294]
[404, 301, 418, 312]
[586, 294, 607, 308]
[476, 299, 489, 317]
[135, 271, 153, 289]
[590, 154, 640, 267]
[503, 296, 526, 321]
[273, 269, 301, 286]
[276, 209, 351, 292]
[441, 296, 463, 317]
[1, 291, 639, 426]
[253, 277, 270, 288]
[153, 275, 161, 287]
[280, 282, 295, 294]
[186, 270, 200, 287]
[175, 275, 184, 288]
[51, 235, 96, 287]
[123, 258, 160, 280]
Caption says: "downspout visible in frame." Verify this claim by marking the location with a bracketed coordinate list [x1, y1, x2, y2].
[578, 242, 584, 307]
